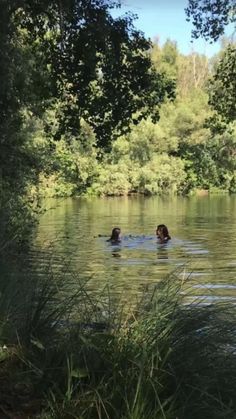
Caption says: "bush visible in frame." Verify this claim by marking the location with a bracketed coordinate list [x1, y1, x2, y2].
[87, 163, 131, 196]
[136, 154, 186, 195]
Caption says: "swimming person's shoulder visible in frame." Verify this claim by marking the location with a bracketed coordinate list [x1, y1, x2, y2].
[107, 238, 121, 244]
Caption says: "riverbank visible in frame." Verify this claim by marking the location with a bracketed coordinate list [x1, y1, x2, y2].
[0, 264, 235, 419]
[38, 171, 232, 198]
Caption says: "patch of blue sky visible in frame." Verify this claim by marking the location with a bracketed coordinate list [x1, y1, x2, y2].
[111, 0, 235, 57]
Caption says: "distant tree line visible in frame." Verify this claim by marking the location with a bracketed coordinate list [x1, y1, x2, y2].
[0, 0, 235, 249]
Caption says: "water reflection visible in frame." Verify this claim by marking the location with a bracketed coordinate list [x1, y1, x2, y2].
[31, 195, 236, 302]
[157, 245, 169, 260]
[111, 247, 122, 258]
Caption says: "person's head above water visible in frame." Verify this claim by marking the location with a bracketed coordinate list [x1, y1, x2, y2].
[109, 227, 121, 242]
[156, 224, 171, 242]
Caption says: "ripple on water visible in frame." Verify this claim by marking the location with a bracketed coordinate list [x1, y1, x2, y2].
[27, 196, 236, 303]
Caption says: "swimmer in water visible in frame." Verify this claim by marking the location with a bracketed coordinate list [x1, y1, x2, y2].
[107, 227, 121, 243]
[156, 224, 171, 243]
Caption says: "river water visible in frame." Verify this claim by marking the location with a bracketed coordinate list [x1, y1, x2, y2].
[30, 195, 236, 304]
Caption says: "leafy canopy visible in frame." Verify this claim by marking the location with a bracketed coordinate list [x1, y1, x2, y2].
[186, 0, 236, 41]
[208, 45, 236, 123]
[4, 0, 174, 150]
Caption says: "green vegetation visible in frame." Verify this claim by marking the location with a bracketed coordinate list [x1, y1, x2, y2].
[1, 1, 236, 250]
[0, 263, 236, 419]
[37, 40, 236, 199]
[208, 45, 236, 124]
[0, 1, 235, 251]
[0, 0, 174, 248]
[186, 0, 236, 41]
[0, 2, 236, 417]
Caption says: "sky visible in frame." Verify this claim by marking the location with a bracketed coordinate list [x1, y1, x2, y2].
[111, 0, 233, 57]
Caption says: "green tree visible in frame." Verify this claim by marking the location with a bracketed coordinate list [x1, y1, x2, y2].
[151, 39, 178, 79]
[12, 0, 174, 149]
[111, 117, 178, 166]
[177, 52, 209, 96]
[208, 44, 236, 123]
[186, 0, 236, 41]
[0, 4, 59, 245]
[0, 0, 175, 247]
[180, 127, 236, 191]
[40, 119, 99, 197]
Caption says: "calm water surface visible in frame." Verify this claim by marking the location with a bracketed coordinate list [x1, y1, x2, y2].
[31, 195, 236, 303]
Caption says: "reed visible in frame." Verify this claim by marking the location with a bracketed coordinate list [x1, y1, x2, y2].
[0, 262, 235, 418]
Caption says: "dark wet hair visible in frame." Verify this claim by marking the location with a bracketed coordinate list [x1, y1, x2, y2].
[110, 227, 121, 241]
[157, 224, 171, 240]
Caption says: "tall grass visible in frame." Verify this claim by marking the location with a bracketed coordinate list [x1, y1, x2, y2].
[0, 262, 235, 419]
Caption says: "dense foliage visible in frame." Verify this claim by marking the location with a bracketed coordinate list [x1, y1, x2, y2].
[186, 0, 236, 41]
[1, 3, 236, 417]
[37, 39, 236, 198]
[1, 0, 236, 250]
[3, 0, 174, 148]
[0, 0, 173, 248]
[208, 45, 236, 123]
